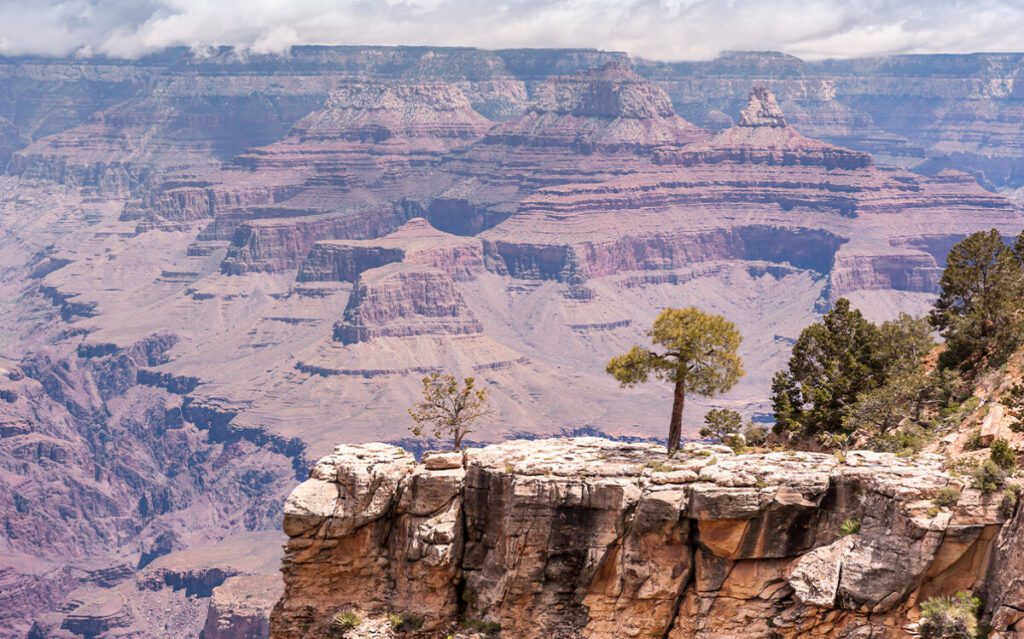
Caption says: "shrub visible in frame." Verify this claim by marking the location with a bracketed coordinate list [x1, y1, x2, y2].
[933, 487, 962, 509]
[700, 409, 745, 451]
[972, 459, 1007, 493]
[645, 460, 673, 473]
[838, 518, 861, 536]
[388, 612, 424, 632]
[1003, 384, 1024, 432]
[964, 429, 984, 451]
[743, 424, 768, 447]
[331, 611, 361, 635]
[990, 438, 1016, 470]
[918, 591, 981, 639]
[1000, 488, 1019, 518]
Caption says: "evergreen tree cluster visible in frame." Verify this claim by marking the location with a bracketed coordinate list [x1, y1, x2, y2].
[772, 229, 1024, 449]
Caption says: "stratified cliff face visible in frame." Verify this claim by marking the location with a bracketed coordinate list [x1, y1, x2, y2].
[638, 51, 1024, 191]
[271, 439, 1012, 639]
[333, 264, 484, 344]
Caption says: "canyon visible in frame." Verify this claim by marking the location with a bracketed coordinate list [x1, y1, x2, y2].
[0, 45, 1022, 637]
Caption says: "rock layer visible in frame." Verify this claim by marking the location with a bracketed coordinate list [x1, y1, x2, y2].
[271, 438, 1011, 639]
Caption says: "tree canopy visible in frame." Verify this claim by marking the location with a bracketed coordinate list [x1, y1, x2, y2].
[930, 229, 1024, 370]
[408, 373, 490, 450]
[607, 307, 743, 454]
[772, 301, 935, 441]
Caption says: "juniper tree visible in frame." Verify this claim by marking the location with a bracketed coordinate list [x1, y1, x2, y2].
[773, 298, 882, 436]
[930, 229, 1024, 369]
[607, 307, 744, 455]
[699, 408, 743, 444]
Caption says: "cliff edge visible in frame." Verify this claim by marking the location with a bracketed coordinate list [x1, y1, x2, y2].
[270, 438, 1021, 638]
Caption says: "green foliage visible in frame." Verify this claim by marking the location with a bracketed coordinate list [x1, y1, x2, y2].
[1000, 487, 1019, 518]
[971, 459, 1007, 493]
[876, 313, 937, 377]
[838, 518, 861, 536]
[780, 299, 883, 435]
[1002, 384, 1024, 433]
[771, 301, 938, 442]
[843, 372, 934, 442]
[644, 460, 673, 473]
[409, 373, 490, 451]
[700, 408, 743, 447]
[870, 422, 930, 456]
[933, 487, 962, 509]
[606, 308, 744, 391]
[990, 438, 1016, 470]
[743, 423, 768, 447]
[930, 229, 1024, 370]
[818, 432, 851, 453]
[964, 429, 984, 451]
[607, 307, 744, 454]
[388, 612, 424, 632]
[331, 611, 361, 634]
[918, 591, 982, 639]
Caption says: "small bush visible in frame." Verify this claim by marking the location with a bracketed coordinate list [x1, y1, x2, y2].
[945, 457, 980, 477]
[645, 460, 673, 473]
[933, 487, 962, 509]
[918, 591, 981, 639]
[990, 438, 1016, 470]
[838, 518, 861, 536]
[331, 611, 361, 635]
[972, 459, 1007, 493]
[1000, 487, 1020, 518]
[388, 612, 424, 632]
[743, 424, 768, 447]
[723, 433, 746, 453]
[964, 429, 984, 451]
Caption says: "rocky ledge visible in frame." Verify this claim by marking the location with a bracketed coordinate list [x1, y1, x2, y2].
[270, 438, 1019, 639]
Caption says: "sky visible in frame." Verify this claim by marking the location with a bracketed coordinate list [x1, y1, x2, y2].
[0, 0, 1021, 61]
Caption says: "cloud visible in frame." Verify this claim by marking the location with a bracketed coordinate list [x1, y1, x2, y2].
[0, 0, 1020, 61]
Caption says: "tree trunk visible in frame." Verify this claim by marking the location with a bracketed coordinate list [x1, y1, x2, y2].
[453, 429, 463, 451]
[668, 378, 686, 455]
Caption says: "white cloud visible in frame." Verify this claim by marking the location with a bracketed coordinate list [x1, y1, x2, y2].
[0, 0, 1020, 60]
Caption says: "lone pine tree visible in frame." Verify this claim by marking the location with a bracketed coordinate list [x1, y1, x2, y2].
[607, 307, 744, 455]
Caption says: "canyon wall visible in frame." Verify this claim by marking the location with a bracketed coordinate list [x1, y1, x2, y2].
[271, 438, 1014, 639]
[2, 46, 1023, 637]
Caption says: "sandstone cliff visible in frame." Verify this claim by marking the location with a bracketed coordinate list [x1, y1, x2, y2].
[271, 438, 1014, 639]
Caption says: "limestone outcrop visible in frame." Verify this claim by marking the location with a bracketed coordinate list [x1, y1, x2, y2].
[271, 438, 1014, 639]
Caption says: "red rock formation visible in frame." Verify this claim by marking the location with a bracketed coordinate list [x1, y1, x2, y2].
[478, 87, 1016, 303]
[299, 218, 484, 282]
[202, 82, 493, 273]
[333, 264, 484, 345]
[483, 61, 703, 152]
[639, 51, 1024, 189]
[200, 575, 283, 639]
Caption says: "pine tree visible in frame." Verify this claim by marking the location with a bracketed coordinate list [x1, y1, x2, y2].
[930, 229, 1024, 369]
[779, 298, 882, 435]
[607, 307, 744, 455]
